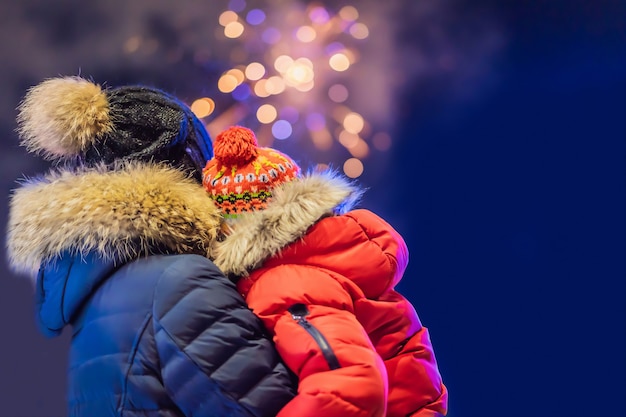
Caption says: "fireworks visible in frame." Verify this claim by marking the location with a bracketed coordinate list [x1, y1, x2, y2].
[189, 1, 391, 178]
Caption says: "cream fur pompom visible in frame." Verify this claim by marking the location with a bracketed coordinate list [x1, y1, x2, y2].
[16, 76, 113, 159]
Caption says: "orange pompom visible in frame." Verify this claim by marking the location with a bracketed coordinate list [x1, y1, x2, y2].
[213, 126, 259, 167]
[203, 124, 301, 217]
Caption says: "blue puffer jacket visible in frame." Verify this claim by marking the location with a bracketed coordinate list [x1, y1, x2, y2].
[7, 164, 296, 417]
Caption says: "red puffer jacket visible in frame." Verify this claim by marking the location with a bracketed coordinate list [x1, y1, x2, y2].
[214, 172, 448, 417]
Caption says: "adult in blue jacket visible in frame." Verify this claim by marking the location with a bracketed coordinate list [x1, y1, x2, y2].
[6, 76, 296, 417]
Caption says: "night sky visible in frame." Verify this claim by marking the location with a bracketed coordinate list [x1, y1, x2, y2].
[0, 1, 624, 416]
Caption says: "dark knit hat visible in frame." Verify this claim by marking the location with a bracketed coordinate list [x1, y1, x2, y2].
[202, 126, 301, 218]
[16, 76, 213, 181]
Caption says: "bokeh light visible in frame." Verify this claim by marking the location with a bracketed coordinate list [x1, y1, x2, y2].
[265, 76, 286, 95]
[272, 120, 292, 139]
[349, 23, 369, 39]
[218, 73, 239, 93]
[328, 84, 349, 103]
[343, 157, 364, 178]
[246, 9, 266, 25]
[338, 130, 359, 149]
[191, 98, 216, 118]
[329, 53, 350, 72]
[245, 62, 266, 80]
[219, 11, 239, 26]
[309, 6, 330, 24]
[227, 68, 245, 84]
[194, 3, 396, 178]
[224, 21, 245, 38]
[343, 112, 364, 134]
[257, 104, 278, 124]
[339, 6, 359, 22]
[254, 79, 271, 97]
[295, 26, 317, 42]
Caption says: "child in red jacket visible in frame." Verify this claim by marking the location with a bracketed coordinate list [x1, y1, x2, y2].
[204, 126, 448, 417]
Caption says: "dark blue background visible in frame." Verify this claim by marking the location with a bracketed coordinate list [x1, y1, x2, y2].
[1, 1, 623, 416]
[372, 2, 625, 416]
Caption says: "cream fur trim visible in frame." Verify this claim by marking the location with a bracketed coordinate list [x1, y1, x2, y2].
[7, 163, 221, 276]
[213, 171, 363, 277]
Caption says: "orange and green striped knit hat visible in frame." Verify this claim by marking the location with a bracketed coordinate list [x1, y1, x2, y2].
[202, 125, 301, 218]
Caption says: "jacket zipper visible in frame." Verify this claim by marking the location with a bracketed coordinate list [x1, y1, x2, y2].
[288, 303, 340, 370]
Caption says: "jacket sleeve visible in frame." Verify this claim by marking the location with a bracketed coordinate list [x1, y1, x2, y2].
[152, 254, 296, 417]
[377, 291, 448, 417]
[245, 265, 388, 417]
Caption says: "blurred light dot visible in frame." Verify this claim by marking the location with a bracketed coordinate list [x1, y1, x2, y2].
[257, 104, 278, 124]
[245, 62, 266, 81]
[124, 36, 141, 54]
[339, 6, 359, 21]
[306, 113, 326, 131]
[272, 120, 292, 140]
[339, 130, 359, 148]
[325, 42, 345, 55]
[287, 66, 309, 83]
[280, 106, 299, 123]
[228, 0, 246, 12]
[226, 68, 245, 85]
[254, 79, 271, 97]
[246, 9, 266, 25]
[328, 84, 349, 103]
[284, 60, 314, 86]
[224, 21, 244, 38]
[295, 26, 317, 42]
[329, 53, 350, 71]
[343, 112, 364, 134]
[311, 129, 333, 151]
[296, 57, 314, 68]
[219, 11, 239, 27]
[218, 74, 239, 93]
[309, 6, 330, 24]
[274, 55, 294, 73]
[349, 139, 370, 158]
[349, 22, 369, 39]
[372, 132, 392, 151]
[232, 83, 251, 101]
[344, 49, 358, 63]
[262, 28, 281, 44]
[294, 80, 315, 92]
[191, 98, 215, 118]
[265, 76, 286, 94]
[343, 158, 364, 178]
[331, 105, 351, 123]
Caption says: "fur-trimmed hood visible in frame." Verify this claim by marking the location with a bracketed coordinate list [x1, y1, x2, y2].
[7, 162, 222, 277]
[213, 170, 364, 277]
